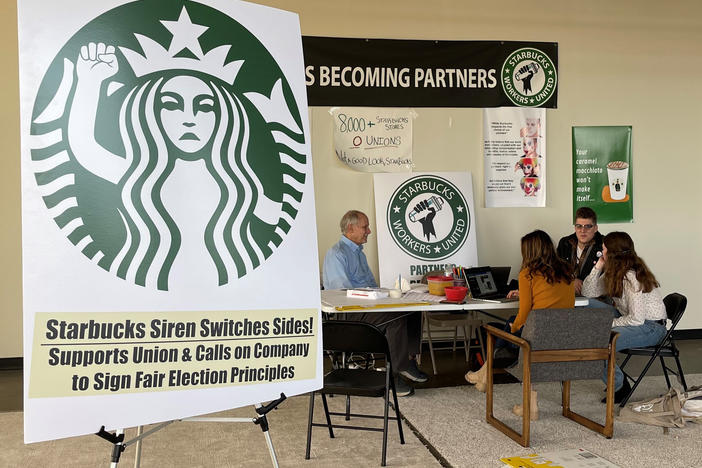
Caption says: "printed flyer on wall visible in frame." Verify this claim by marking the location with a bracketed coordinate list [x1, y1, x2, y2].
[571, 126, 633, 223]
[484, 107, 546, 207]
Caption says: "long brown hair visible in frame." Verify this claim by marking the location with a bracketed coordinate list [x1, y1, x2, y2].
[521, 230, 573, 284]
[603, 232, 659, 297]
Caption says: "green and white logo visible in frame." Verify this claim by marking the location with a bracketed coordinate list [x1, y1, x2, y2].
[29, 1, 307, 291]
[501, 47, 557, 107]
[386, 175, 470, 261]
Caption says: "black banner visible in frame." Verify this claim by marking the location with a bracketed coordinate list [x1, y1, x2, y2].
[302, 37, 558, 108]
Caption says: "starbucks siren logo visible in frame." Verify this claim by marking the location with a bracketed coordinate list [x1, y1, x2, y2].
[501, 47, 557, 107]
[387, 175, 470, 261]
[28, 1, 307, 291]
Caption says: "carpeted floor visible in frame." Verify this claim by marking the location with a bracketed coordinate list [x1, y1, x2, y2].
[400, 374, 702, 468]
[0, 394, 439, 468]
[3, 375, 701, 467]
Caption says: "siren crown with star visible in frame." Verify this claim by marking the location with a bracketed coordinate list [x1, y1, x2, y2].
[119, 6, 243, 84]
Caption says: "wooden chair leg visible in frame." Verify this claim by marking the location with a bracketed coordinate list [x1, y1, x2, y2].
[485, 331, 495, 421]
[605, 352, 616, 437]
[521, 360, 531, 446]
[485, 330, 530, 447]
[562, 347, 616, 438]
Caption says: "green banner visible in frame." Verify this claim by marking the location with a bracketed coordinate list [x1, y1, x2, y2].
[571, 126, 633, 223]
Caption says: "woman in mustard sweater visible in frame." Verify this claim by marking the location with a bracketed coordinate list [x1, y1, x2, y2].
[466, 230, 575, 419]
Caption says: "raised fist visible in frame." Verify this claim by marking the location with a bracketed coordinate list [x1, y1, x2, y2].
[517, 62, 539, 76]
[413, 199, 434, 216]
[412, 199, 437, 241]
[76, 42, 118, 84]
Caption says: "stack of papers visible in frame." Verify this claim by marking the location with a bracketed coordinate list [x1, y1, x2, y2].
[501, 448, 619, 467]
[403, 290, 444, 303]
[346, 288, 389, 300]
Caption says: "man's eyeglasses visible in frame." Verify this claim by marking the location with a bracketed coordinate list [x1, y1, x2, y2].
[575, 224, 595, 230]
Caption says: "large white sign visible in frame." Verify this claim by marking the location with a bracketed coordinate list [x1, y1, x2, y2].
[373, 172, 478, 286]
[19, 0, 321, 442]
[331, 107, 413, 172]
[483, 107, 546, 207]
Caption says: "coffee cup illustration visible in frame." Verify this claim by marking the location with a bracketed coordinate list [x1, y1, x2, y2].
[606, 160, 629, 201]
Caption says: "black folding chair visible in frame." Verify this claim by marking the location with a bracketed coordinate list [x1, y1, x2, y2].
[619, 292, 688, 407]
[305, 321, 405, 466]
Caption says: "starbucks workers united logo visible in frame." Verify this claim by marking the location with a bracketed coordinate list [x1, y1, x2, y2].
[29, 1, 307, 291]
[501, 47, 557, 107]
[387, 175, 470, 261]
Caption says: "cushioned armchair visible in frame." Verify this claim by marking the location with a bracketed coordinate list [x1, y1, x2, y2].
[484, 308, 618, 447]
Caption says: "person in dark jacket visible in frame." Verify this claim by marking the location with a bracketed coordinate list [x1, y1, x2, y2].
[557, 207, 603, 295]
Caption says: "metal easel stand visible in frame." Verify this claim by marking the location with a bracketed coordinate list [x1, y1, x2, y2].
[96, 393, 287, 468]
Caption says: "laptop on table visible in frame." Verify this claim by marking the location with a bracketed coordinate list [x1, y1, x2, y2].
[464, 266, 518, 303]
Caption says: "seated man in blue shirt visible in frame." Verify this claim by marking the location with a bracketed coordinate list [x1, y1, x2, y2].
[323, 210, 427, 396]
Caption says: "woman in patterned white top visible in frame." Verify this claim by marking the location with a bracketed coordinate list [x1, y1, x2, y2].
[582, 231, 667, 403]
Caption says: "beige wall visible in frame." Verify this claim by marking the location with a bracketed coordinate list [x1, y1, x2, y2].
[2, 1, 700, 357]
[1, 0, 21, 358]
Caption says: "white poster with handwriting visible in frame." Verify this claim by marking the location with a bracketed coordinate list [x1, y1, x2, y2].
[483, 107, 546, 207]
[331, 107, 413, 172]
[19, 0, 321, 443]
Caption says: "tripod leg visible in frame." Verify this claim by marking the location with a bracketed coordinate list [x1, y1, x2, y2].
[253, 404, 280, 468]
[110, 429, 124, 468]
[134, 426, 143, 468]
[262, 427, 280, 468]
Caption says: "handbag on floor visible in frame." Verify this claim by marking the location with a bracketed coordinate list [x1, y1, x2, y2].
[618, 385, 702, 428]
